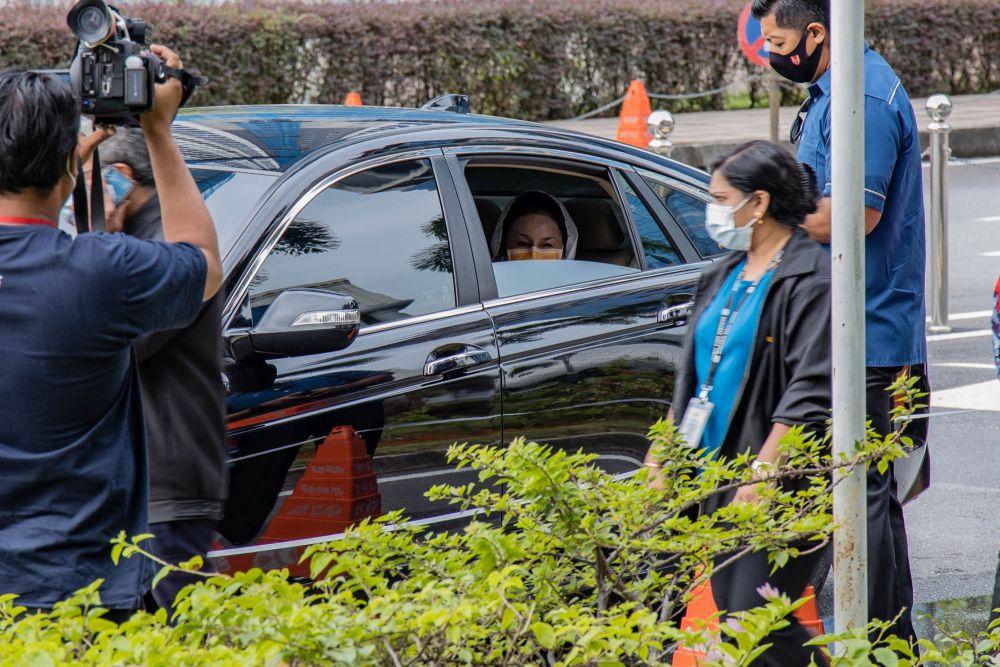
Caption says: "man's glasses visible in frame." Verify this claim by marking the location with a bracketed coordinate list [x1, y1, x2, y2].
[790, 96, 815, 145]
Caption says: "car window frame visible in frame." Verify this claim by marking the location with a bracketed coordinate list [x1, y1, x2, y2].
[631, 167, 719, 262]
[444, 147, 650, 301]
[444, 146, 707, 305]
[223, 148, 479, 336]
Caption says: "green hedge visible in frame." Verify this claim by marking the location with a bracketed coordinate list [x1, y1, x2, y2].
[4, 0, 999, 120]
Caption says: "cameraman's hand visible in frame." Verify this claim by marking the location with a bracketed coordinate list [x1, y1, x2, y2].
[140, 45, 184, 137]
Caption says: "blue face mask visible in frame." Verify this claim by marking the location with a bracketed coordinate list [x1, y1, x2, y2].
[704, 194, 755, 252]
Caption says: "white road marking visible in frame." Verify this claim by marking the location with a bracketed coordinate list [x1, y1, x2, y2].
[980, 251, 1000, 257]
[927, 310, 993, 322]
[932, 380, 1000, 413]
[932, 362, 996, 370]
[977, 217, 1000, 223]
[927, 329, 992, 342]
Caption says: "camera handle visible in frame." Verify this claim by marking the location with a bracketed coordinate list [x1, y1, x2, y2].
[72, 149, 106, 234]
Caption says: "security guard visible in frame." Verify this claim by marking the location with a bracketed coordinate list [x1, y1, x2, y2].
[754, 0, 926, 645]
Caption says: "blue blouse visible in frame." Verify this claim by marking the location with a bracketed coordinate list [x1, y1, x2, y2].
[693, 260, 775, 458]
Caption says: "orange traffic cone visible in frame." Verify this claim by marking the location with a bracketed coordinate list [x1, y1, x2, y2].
[344, 91, 363, 107]
[672, 580, 824, 667]
[615, 79, 653, 149]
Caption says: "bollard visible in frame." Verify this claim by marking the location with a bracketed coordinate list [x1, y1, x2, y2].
[926, 94, 952, 333]
[647, 110, 675, 157]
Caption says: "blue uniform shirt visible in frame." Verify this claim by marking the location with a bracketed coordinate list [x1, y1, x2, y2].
[694, 261, 775, 458]
[797, 46, 927, 367]
[0, 226, 206, 609]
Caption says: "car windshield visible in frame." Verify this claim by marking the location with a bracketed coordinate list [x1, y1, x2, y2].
[191, 168, 279, 256]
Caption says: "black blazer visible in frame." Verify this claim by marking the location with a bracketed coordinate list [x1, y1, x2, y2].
[673, 229, 833, 511]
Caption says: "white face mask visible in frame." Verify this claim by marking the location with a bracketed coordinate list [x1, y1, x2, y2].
[705, 194, 755, 252]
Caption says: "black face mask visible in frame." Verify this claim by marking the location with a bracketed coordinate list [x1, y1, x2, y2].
[769, 29, 824, 84]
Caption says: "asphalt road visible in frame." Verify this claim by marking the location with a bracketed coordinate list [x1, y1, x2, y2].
[905, 158, 1000, 607]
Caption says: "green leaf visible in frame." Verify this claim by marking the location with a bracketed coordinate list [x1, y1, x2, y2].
[873, 647, 900, 667]
[532, 622, 557, 649]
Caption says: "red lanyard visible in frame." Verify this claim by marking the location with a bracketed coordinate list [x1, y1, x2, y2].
[0, 216, 56, 228]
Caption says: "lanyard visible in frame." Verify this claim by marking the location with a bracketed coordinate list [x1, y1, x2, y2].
[698, 250, 784, 401]
[0, 216, 56, 228]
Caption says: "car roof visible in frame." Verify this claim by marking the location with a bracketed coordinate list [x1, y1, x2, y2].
[174, 105, 707, 184]
[175, 104, 533, 172]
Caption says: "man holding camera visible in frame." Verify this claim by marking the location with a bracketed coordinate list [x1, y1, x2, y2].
[100, 126, 226, 616]
[0, 45, 222, 616]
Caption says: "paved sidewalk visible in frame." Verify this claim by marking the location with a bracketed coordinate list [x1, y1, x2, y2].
[546, 93, 1000, 168]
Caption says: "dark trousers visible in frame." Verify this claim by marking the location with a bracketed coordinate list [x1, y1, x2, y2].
[865, 366, 917, 642]
[711, 548, 828, 666]
[144, 519, 217, 617]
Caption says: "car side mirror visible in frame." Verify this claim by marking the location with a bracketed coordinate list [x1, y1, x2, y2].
[237, 289, 361, 360]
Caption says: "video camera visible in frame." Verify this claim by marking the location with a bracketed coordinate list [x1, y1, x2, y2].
[60, 0, 204, 125]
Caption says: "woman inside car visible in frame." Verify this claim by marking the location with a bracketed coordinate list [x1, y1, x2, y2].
[645, 140, 831, 665]
[491, 190, 578, 261]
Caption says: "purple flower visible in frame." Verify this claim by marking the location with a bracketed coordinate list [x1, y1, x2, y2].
[757, 583, 781, 601]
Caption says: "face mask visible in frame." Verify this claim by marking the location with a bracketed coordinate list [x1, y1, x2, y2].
[507, 247, 564, 261]
[769, 29, 823, 84]
[705, 195, 755, 252]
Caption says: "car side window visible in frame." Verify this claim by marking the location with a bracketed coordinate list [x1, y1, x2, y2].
[640, 172, 721, 259]
[246, 159, 455, 328]
[617, 177, 682, 270]
[463, 159, 640, 298]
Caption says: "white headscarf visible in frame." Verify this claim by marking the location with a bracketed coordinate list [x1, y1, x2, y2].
[490, 191, 579, 261]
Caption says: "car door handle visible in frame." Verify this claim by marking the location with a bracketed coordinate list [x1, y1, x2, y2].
[657, 301, 695, 328]
[424, 346, 492, 376]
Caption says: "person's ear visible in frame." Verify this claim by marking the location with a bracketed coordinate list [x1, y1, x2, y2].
[754, 191, 772, 221]
[112, 163, 135, 182]
[807, 22, 827, 46]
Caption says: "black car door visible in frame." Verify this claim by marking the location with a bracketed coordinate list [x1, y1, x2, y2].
[213, 151, 501, 574]
[444, 146, 709, 476]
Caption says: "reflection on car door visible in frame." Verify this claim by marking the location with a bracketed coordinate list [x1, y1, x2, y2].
[214, 154, 501, 573]
[449, 149, 704, 477]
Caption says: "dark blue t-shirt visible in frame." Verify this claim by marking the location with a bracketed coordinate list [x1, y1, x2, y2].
[0, 225, 206, 609]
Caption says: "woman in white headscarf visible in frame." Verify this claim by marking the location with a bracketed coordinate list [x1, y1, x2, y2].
[490, 191, 579, 261]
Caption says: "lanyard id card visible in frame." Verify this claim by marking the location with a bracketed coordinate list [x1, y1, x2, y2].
[677, 397, 714, 448]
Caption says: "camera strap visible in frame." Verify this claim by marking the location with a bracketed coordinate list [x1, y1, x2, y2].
[72, 149, 107, 234]
[160, 65, 208, 108]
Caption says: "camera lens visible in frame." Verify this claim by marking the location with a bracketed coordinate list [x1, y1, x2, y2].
[67, 0, 114, 45]
[78, 7, 107, 37]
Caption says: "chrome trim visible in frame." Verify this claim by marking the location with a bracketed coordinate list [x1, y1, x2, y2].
[359, 304, 484, 336]
[443, 144, 625, 169]
[635, 167, 711, 203]
[223, 148, 445, 329]
[207, 508, 485, 558]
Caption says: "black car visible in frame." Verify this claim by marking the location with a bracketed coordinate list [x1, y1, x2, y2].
[174, 105, 924, 575]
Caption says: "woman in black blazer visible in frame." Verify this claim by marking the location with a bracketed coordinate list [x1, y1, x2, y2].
[646, 141, 832, 666]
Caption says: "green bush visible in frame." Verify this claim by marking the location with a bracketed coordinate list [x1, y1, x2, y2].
[5, 0, 998, 121]
[3, 377, 992, 666]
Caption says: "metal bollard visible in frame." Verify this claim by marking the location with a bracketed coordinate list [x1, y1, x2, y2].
[647, 110, 675, 157]
[926, 94, 952, 333]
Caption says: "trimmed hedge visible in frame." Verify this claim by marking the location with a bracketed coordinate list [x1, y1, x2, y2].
[4, 0, 999, 120]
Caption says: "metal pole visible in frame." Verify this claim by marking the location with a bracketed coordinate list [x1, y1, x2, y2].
[926, 94, 953, 333]
[766, 70, 780, 143]
[830, 0, 869, 638]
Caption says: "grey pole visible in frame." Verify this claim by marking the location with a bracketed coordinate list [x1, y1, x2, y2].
[926, 94, 953, 334]
[766, 70, 781, 143]
[830, 0, 869, 637]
